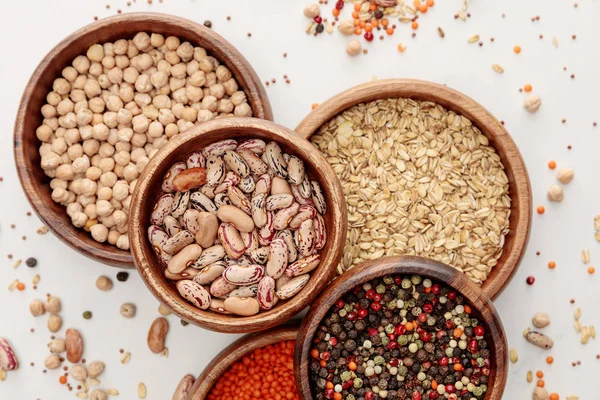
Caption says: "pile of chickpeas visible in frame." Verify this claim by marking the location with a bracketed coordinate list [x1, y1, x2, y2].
[36, 32, 252, 249]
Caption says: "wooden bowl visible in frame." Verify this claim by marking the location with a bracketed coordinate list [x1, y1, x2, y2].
[188, 322, 300, 399]
[129, 117, 348, 333]
[294, 255, 508, 400]
[295, 79, 531, 299]
[13, 13, 273, 268]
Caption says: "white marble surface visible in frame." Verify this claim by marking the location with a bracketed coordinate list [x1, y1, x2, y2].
[1, 0, 599, 398]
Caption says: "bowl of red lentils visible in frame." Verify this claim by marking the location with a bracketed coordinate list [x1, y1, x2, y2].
[188, 322, 301, 400]
[294, 255, 508, 400]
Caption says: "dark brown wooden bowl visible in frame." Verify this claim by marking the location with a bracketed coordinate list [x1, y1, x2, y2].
[188, 322, 300, 399]
[295, 79, 531, 299]
[129, 118, 348, 333]
[13, 13, 273, 268]
[294, 256, 508, 400]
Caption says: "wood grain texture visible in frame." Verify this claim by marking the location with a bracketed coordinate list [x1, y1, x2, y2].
[189, 322, 300, 400]
[295, 79, 531, 299]
[294, 255, 508, 400]
[129, 118, 348, 333]
[13, 13, 273, 268]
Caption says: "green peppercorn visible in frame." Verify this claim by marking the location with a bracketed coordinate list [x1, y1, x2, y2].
[416, 340, 423, 349]
[384, 324, 395, 334]
[341, 371, 352, 381]
[401, 278, 412, 289]
[411, 275, 422, 285]
[347, 395, 356, 400]
[383, 276, 394, 285]
[376, 284, 386, 294]
[398, 335, 408, 346]
[473, 386, 484, 396]
[344, 304, 353, 312]
[374, 355, 385, 365]
[398, 365, 408, 376]
[82, 311, 92, 320]
[339, 309, 347, 317]
[354, 378, 363, 388]
[387, 300, 397, 309]
[381, 337, 390, 346]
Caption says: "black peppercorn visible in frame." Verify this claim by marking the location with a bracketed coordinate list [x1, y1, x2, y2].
[316, 23, 324, 33]
[203, 20, 212, 28]
[344, 340, 357, 351]
[116, 271, 129, 282]
[26, 257, 37, 268]
[374, 9, 384, 19]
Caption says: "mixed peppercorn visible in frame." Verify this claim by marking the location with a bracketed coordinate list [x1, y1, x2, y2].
[308, 275, 492, 400]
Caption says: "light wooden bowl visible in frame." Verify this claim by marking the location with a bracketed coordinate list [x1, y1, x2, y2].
[129, 117, 348, 333]
[294, 256, 508, 400]
[13, 13, 273, 268]
[295, 79, 531, 299]
[188, 322, 300, 399]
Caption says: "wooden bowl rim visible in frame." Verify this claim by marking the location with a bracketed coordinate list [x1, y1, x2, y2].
[295, 78, 532, 299]
[188, 322, 300, 400]
[294, 255, 508, 400]
[129, 117, 348, 333]
[13, 12, 273, 268]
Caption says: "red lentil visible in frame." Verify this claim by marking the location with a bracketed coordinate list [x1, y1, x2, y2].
[208, 340, 299, 400]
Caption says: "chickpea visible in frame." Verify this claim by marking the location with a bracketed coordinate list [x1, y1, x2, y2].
[171, 103, 185, 119]
[127, 40, 139, 58]
[56, 99, 74, 116]
[51, 178, 68, 190]
[53, 78, 71, 95]
[95, 199, 114, 217]
[165, 51, 180, 65]
[113, 210, 128, 227]
[72, 56, 91, 74]
[234, 103, 252, 117]
[89, 62, 103, 77]
[122, 67, 139, 84]
[102, 56, 116, 69]
[119, 84, 134, 103]
[115, 141, 131, 153]
[71, 212, 89, 228]
[51, 187, 69, 203]
[100, 172, 118, 188]
[105, 95, 123, 112]
[165, 36, 180, 51]
[194, 47, 207, 61]
[132, 114, 150, 133]
[106, 67, 123, 84]
[76, 109, 93, 126]
[44, 117, 59, 131]
[169, 77, 186, 92]
[122, 194, 132, 209]
[73, 75, 87, 90]
[222, 78, 238, 96]
[165, 123, 179, 137]
[131, 133, 147, 148]
[99, 157, 115, 173]
[215, 65, 232, 82]
[132, 32, 151, 51]
[46, 91, 62, 106]
[68, 144, 84, 161]
[136, 156, 149, 173]
[123, 164, 139, 182]
[198, 57, 213, 73]
[86, 166, 102, 181]
[78, 194, 96, 207]
[80, 178, 97, 196]
[116, 109, 133, 126]
[186, 60, 200, 76]
[188, 71, 206, 87]
[84, 204, 98, 219]
[177, 119, 194, 133]
[197, 109, 214, 123]
[153, 94, 171, 109]
[201, 96, 218, 112]
[217, 99, 234, 114]
[185, 86, 203, 103]
[205, 72, 217, 88]
[66, 202, 83, 217]
[36, 125, 54, 142]
[51, 137, 67, 155]
[97, 187, 113, 201]
[209, 83, 225, 100]
[142, 104, 159, 120]
[114, 150, 130, 167]
[59, 113, 78, 129]
[172, 87, 188, 104]
[92, 124, 110, 141]
[116, 234, 130, 250]
[230, 91, 247, 106]
[137, 53, 153, 71]
[80, 125, 93, 140]
[90, 154, 102, 167]
[72, 156, 90, 174]
[135, 74, 153, 93]
[90, 224, 109, 243]
[73, 100, 88, 114]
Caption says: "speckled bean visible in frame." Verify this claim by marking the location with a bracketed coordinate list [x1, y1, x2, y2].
[217, 205, 255, 233]
[266, 238, 289, 279]
[172, 374, 196, 400]
[229, 284, 259, 298]
[0, 338, 18, 371]
[223, 296, 260, 316]
[195, 212, 219, 248]
[215, 171, 241, 194]
[237, 138, 266, 154]
[214, 193, 232, 208]
[147, 317, 169, 354]
[170, 191, 190, 218]
[191, 244, 226, 268]
[253, 174, 272, 197]
[224, 150, 250, 177]
[209, 299, 231, 314]
[237, 148, 268, 175]
[206, 155, 225, 186]
[172, 167, 207, 192]
[161, 162, 186, 193]
[193, 261, 227, 285]
[218, 222, 245, 259]
[186, 152, 205, 168]
[258, 211, 275, 246]
[257, 277, 278, 311]
[311, 181, 326, 214]
[210, 276, 238, 298]
[287, 155, 305, 185]
[276, 274, 310, 300]
[167, 243, 202, 274]
[314, 213, 326, 250]
[265, 141, 288, 178]
[163, 230, 195, 255]
[223, 263, 265, 285]
[163, 216, 183, 237]
[291, 183, 314, 206]
[203, 139, 237, 157]
[249, 246, 270, 264]
[150, 194, 174, 225]
[273, 202, 300, 230]
[148, 225, 169, 256]
[182, 209, 201, 234]
[266, 194, 294, 211]
[289, 205, 317, 229]
[251, 193, 268, 228]
[285, 254, 321, 277]
[200, 183, 217, 199]
[190, 191, 217, 214]
[271, 177, 292, 195]
[227, 186, 251, 215]
[238, 175, 255, 194]
[296, 219, 316, 257]
[164, 267, 199, 281]
[176, 280, 211, 309]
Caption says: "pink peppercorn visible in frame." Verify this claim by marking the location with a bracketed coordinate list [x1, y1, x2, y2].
[526, 276, 535, 285]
